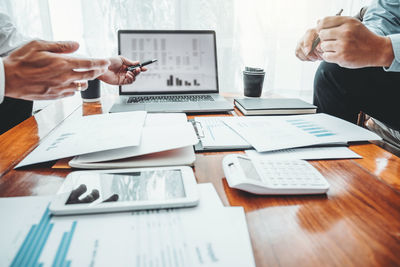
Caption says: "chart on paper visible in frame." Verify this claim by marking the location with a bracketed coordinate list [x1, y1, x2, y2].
[120, 33, 218, 92]
[223, 113, 381, 152]
[1, 186, 255, 267]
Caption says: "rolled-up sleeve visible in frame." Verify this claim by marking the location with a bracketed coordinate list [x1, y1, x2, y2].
[386, 34, 400, 71]
[0, 58, 4, 104]
[0, 12, 30, 103]
[363, 0, 400, 72]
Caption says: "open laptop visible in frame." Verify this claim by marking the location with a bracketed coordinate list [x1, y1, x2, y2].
[110, 30, 233, 113]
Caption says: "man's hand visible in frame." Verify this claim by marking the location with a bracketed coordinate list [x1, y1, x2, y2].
[295, 28, 323, 62]
[3, 40, 110, 100]
[97, 56, 147, 85]
[317, 16, 394, 68]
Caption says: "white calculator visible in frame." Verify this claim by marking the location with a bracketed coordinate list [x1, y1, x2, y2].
[222, 154, 329, 195]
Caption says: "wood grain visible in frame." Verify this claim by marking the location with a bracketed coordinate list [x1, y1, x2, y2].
[1, 94, 400, 267]
[0, 96, 81, 177]
[198, 154, 400, 266]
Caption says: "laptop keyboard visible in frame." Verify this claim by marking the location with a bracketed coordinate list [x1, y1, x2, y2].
[127, 95, 215, 103]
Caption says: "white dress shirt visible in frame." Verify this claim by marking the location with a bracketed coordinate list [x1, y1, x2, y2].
[364, 0, 400, 72]
[0, 12, 29, 104]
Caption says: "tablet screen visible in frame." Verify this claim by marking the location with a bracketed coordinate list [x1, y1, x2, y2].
[66, 169, 186, 204]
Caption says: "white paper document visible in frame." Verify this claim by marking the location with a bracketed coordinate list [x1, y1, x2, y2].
[73, 114, 198, 163]
[16, 111, 147, 168]
[224, 113, 381, 152]
[194, 117, 250, 149]
[246, 146, 361, 160]
[0, 184, 255, 267]
[69, 146, 196, 169]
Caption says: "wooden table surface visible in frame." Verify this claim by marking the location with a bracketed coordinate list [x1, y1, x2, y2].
[1, 94, 400, 267]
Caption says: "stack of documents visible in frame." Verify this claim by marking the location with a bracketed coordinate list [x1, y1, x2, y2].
[0, 184, 255, 267]
[16, 112, 199, 169]
[194, 113, 381, 159]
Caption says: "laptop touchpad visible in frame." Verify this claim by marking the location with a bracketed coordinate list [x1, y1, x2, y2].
[145, 103, 200, 112]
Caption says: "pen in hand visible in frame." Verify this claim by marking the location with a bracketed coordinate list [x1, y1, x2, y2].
[127, 59, 158, 71]
[308, 9, 344, 56]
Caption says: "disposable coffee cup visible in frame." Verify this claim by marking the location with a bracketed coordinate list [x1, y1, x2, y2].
[81, 79, 100, 102]
[243, 70, 265, 97]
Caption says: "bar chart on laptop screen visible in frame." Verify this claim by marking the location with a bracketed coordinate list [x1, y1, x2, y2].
[120, 33, 217, 93]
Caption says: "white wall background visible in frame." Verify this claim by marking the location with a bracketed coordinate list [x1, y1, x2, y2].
[1, 0, 372, 103]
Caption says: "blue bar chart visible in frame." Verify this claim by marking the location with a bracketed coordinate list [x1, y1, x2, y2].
[10, 207, 77, 267]
[286, 119, 336, 137]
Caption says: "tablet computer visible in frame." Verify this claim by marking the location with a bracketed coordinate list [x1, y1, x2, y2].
[50, 166, 199, 215]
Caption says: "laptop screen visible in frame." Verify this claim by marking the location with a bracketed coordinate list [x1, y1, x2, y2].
[119, 31, 218, 95]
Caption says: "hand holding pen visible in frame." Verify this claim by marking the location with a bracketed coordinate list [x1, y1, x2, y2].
[295, 9, 343, 62]
[97, 56, 148, 85]
[98, 58, 157, 85]
[309, 9, 343, 55]
[127, 59, 157, 71]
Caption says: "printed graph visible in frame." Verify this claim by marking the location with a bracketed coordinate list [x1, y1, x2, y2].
[10, 207, 77, 267]
[286, 119, 336, 137]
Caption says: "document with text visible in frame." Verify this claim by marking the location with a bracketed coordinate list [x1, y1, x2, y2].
[224, 113, 381, 152]
[73, 113, 198, 163]
[0, 184, 255, 267]
[246, 146, 361, 160]
[16, 111, 147, 168]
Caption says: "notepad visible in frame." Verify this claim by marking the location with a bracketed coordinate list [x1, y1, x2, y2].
[192, 117, 251, 151]
[234, 98, 317, 115]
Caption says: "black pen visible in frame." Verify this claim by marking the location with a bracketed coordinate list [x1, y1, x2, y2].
[127, 59, 158, 71]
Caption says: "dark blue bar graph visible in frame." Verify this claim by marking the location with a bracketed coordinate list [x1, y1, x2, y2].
[10, 207, 77, 267]
[286, 119, 336, 138]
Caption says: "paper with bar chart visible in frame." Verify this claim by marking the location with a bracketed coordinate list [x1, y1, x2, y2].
[223, 113, 381, 152]
[0, 184, 255, 267]
[119, 32, 217, 93]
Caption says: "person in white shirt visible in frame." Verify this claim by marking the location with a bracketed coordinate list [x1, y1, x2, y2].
[0, 13, 145, 134]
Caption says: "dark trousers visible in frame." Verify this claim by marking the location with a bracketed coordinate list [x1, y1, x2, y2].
[0, 97, 33, 135]
[313, 62, 400, 130]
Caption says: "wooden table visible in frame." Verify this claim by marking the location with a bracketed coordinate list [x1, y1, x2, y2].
[1, 95, 400, 267]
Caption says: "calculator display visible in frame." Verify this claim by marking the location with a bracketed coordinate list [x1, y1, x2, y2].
[237, 157, 262, 181]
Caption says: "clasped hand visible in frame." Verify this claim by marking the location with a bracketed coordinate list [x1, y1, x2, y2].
[295, 16, 394, 68]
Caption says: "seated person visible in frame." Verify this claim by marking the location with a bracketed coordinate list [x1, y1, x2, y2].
[0, 12, 146, 134]
[295, 0, 400, 137]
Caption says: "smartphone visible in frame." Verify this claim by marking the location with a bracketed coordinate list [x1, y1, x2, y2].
[49, 166, 199, 215]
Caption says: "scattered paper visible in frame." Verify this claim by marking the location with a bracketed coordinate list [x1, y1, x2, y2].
[16, 111, 147, 168]
[246, 146, 361, 160]
[224, 113, 381, 152]
[0, 184, 255, 267]
[73, 113, 198, 163]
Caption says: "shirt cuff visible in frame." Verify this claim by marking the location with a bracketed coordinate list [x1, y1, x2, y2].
[0, 57, 4, 104]
[384, 34, 400, 72]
